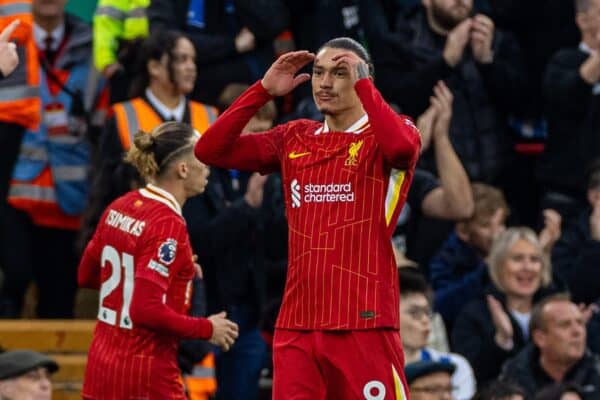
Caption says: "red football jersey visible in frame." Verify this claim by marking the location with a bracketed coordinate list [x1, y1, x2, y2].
[195, 79, 421, 330]
[78, 184, 211, 399]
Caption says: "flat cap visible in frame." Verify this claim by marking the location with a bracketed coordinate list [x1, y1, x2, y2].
[405, 360, 456, 384]
[0, 350, 59, 380]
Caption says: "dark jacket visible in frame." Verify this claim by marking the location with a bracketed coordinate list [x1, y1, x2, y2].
[370, 7, 526, 183]
[552, 208, 600, 305]
[501, 344, 600, 399]
[452, 285, 560, 385]
[538, 47, 600, 199]
[430, 232, 489, 327]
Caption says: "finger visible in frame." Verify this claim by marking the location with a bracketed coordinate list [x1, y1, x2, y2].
[474, 14, 494, 28]
[0, 19, 19, 43]
[292, 73, 311, 88]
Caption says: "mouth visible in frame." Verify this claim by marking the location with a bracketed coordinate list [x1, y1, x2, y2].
[514, 273, 538, 288]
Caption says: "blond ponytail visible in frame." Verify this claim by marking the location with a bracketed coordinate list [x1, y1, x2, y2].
[125, 131, 160, 179]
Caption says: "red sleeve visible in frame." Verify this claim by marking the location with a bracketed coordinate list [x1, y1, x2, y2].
[129, 278, 213, 339]
[354, 78, 421, 168]
[194, 80, 285, 173]
[78, 233, 102, 289]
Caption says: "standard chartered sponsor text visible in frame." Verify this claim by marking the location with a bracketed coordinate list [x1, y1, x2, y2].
[303, 182, 355, 203]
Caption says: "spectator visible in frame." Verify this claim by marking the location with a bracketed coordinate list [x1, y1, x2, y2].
[399, 267, 476, 400]
[552, 163, 600, 305]
[0, 0, 108, 318]
[534, 382, 585, 400]
[429, 183, 509, 326]
[452, 227, 560, 384]
[405, 360, 456, 400]
[93, 0, 150, 102]
[368, 0, 527, 192]
[501, 294, 600, 399]
[538, 0, 600, 225]
[472, 380, 526, 400]
[0, 350, 58, 400]
[148, 0, 289, 104]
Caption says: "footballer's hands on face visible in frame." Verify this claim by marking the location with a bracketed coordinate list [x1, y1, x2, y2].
[207, 311, 239, 351]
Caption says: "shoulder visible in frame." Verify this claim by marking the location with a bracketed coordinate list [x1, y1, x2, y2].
[549, 48, 588, 67]
[285, 119, 322, 133]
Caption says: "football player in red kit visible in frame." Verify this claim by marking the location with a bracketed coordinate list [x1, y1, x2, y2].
[78, 122, 239, 399]
[195, 38, 421, 399]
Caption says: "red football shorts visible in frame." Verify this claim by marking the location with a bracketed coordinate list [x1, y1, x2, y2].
[272, 328, 410, 399]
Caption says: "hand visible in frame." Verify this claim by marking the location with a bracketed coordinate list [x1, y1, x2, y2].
[192, 254, 203, 279]
[430, 80, 453, 141]
[102, 62, 122, 79]
[538, 209, 561, 254]
[590, 198, 600, 241]
[0, 19, 20, 77]
[235, 27, 256, 53]
[331, 50, 370, 81]
[416, 105, 435, 153]
[470, 14, 495, 64]
[208, 311, 239, 351]
[579, 302, 599, 325]
[443, 18, 472, 67]
[244, 172, 268, 208]
[487, 295, 514, 350]
[261, 50, 314, 96]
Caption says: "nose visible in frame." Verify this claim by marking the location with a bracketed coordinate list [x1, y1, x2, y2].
[319, 72, 333, 88]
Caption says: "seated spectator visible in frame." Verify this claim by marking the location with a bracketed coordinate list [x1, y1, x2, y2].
[552, 163, 600, 305]
[538, 0, 600, 225]
[452, 227, 560, 385]
[472, 380, 526, 400]
[429, 183, 509, 326]
[148, 0, 289, 104]
[405, 360, 455, 400]
[399, 267, 476, 400]
[500, 294, 600, 399]
[535, 382, 585, 400]
[0, 350, 58, 400]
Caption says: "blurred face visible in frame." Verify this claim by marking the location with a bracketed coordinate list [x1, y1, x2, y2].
[410, 372, 453, 400]
[180, 141, 209, 197]
[425, 0, 473, 30]
[535, 301, 586, 366]
[400, 293, 432, 351]
[312, 47, 362, 116]
[500, 239, 543, 299]
[0, 367, 52, 400]
[460, 208, 506, 255]
[561, 392, 583, 400]
[578, 0, 600, 47]
[32, 0, 67, 20]
[152, 37, 197, 95]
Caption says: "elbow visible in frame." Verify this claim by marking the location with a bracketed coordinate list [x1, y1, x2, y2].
[194, 139, 215, 165]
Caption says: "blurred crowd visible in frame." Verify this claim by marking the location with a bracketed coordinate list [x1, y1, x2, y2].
[0, 0, 599, 399]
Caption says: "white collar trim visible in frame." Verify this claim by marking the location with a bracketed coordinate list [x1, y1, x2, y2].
[145, 88, 186, 122]
[139, 183, 182, 216]
[315, 114, 369, 135]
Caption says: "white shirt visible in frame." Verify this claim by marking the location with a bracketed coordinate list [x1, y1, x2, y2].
[510, 309, 531, 340]
[145, 88, 186, 122]
[33, 22, 65, 51]
[579, 42, 600, 95]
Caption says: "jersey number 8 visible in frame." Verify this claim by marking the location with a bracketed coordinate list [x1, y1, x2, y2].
[98, 245, 135, 329]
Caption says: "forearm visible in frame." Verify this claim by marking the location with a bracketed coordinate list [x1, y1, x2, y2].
[433, 135, 473, 218]
[354, 79, 421, 168]
[129, 278, 213, 339]
[195, 81, 280, 172]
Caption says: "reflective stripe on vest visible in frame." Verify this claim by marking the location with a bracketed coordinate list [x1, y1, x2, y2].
[95, 5, 126, 19]
[0, 2, 29, 16]
[9, 183, 56, 202]
[20, 145, 47, 161]
[53, 165, 87, 181]
[129, 7, 146, 18]
[114, 98, 218, 150]
[0, 84, 38, 101]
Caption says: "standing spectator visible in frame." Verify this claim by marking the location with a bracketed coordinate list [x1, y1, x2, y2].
[399, 267, 476, 400]
[78, 122, 239, 399]
[538, 0, 600, 225]
[93, 0, 149, 103]
[0, 350, 58, 400]
[0, 0, 109, 318]
[552, 163, 600, 305]
[429, 183, 509, 327]
[501, 294, 600, 399]
[0, 1, 40, 223]
[148, 0, 289, 105]
[452, 227, 560, 385]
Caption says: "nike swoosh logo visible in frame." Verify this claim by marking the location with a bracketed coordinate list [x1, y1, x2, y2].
[288, 151, 311, 159]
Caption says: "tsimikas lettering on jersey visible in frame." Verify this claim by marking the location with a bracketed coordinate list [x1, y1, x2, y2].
[290, 179, 356, 207]
[105, 209, 146, 237]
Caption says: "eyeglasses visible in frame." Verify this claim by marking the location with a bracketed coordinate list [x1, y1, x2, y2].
[21, 368, 51, 382]
[410, 385, 455, 395]
[405, 306, 433, 320]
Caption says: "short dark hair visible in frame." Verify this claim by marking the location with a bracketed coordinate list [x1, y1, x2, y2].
[218, 83, 277, 121]
[472, 380, 526, 400]
[317, 37, 375, 77]
[529, 293, 572, 334]
[534, 382, 585, 400]
[398, 267, 429, 298]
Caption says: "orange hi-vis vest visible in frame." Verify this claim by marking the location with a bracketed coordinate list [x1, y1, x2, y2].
[184, 352, 217, 400]
[113, 97, 218, 150]
[0, 0, 40, 129]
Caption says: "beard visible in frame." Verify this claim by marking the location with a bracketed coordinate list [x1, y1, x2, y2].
[430, 1, 471, 31]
